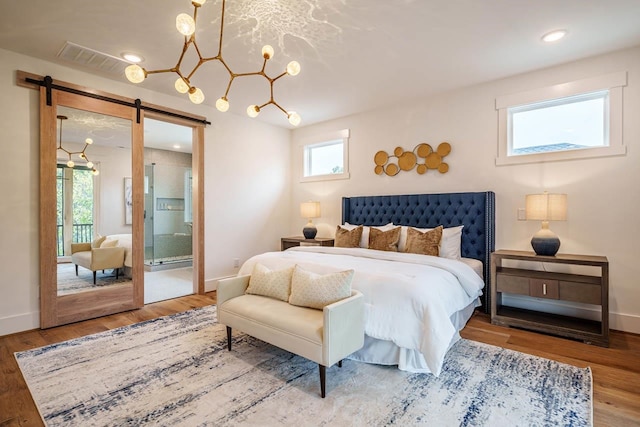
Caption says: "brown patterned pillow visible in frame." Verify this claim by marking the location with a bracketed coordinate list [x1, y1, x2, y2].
[335, 225, 363, 248]
[369, 226, 401, 252]
[405, 226, 443, 256]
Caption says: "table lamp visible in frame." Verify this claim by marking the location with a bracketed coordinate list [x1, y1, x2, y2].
[300, 201, 320, 239]
[525, 192, 567, 256]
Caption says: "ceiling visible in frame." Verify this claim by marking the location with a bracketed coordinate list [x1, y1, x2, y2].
[2, 0, 640, 130]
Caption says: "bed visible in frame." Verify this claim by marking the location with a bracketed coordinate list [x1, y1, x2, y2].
[238, 191, 495, 375]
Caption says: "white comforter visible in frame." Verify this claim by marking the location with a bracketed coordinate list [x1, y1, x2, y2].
[237, 246, 484, 375]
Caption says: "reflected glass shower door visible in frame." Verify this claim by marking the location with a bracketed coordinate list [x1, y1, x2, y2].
[143, 162, 193, 267]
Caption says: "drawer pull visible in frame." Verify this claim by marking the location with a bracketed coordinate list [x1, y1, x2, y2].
[543, 283, 547, 295]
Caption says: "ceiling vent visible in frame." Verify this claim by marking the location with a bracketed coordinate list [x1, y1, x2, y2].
[56, 41, 130, 76]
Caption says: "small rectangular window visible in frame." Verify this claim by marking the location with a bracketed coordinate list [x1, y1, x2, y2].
[305, 139, 344, 177]
[496, 71, 626, 165]
[300, 129, 350, 182]
[510, 91, 608, 156]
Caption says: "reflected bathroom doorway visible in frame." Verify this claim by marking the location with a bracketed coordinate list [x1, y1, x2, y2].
[143, 118, 194, 304]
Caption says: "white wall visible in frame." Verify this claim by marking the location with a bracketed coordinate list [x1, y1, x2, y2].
[291, 46, 640, 334]
[0, 47, 291, 335]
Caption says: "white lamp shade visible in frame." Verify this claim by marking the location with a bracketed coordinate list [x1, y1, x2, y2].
[525, 193, 567, 221]
[300, 201, 320, 219]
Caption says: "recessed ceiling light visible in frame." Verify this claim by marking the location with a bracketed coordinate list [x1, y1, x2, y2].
[122, 52, 144, 63]
[542, 30, 567, 43]
[173, 144, 181, 150]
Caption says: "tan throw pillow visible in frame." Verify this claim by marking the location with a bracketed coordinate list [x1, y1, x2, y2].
[245, 263, 294, 302]
[335, 225, 363, 248]
[369, 226, 401, 252]
[91, 235, 106, 248]
[405, 226, 443, 256]
[100, 239, 119, 248]
[289, 265, 354, 310]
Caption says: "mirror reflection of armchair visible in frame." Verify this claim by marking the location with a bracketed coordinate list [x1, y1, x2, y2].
[70, 242, 126, 284]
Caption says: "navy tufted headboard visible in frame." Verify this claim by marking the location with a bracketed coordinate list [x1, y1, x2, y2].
[342, 191, 495, 312]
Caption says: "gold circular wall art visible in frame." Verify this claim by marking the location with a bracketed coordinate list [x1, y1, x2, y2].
[374, 142, 451, 176]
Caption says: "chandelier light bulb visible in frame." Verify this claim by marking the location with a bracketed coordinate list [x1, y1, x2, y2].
[67, 160, 75, 168]
[288, 111, 301, 126]
[92, 169, 100, 176]
[175, 77, 190, 94]
[192, 0, 206, 6]
[86, 161, 94, 168]
[176, 13, 196, 36]
[85, 138, 93, 145]
[188, 87, 205, 104]
[79, 153, 86, 159]
[262, 45, 274, 60]
[216, 97, 230, 112]
[286, 61, 301, 76]
[125, 64, 146, 83]
[247, 105, 260, 118]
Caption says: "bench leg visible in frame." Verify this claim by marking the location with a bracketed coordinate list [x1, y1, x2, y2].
[319, 364, 326, 398]
[93, 271, 97, 284]
[75, 265, 78, 276]
[338, 360, 343, 368]
[226, 326, 232, 351]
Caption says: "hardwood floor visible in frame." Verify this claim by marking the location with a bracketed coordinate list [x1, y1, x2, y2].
[1, 293, 638, 426]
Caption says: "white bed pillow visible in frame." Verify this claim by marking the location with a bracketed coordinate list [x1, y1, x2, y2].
[341, 222, 395, 248]
[397, 225, 464, 259]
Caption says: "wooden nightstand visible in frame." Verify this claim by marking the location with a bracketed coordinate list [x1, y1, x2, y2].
[491, 250, 609, 347]
[281, 236, 335, 251]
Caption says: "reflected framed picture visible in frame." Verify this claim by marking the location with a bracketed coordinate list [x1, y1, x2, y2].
[124, 177, 133, 225]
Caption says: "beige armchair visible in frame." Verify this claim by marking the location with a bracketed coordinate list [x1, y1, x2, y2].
[70, 242, 126, 284]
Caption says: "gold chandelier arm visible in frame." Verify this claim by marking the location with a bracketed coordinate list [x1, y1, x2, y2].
[217, 0, 226, 56]
[270, 101, 289, 115]
[272, 71, 288, 81]
[222, 75, 235, 98]
[234, 71, 264, 78]
[145, 67, 179, 76]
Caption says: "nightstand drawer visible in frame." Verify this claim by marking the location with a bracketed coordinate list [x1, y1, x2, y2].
[496, 274, 529, 295]
[529, 278, 559, 299]
[559, 281, 602, 304]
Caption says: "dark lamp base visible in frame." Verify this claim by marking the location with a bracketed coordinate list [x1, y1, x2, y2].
[303, 226, 317, 239]
[531, 236, 560, 256]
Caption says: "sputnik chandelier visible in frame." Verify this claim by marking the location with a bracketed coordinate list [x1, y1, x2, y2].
[57, 115, 99, 175]
[124, 0, 302, 126]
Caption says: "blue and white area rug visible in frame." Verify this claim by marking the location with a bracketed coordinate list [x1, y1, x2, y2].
[15, 306, 592, 426]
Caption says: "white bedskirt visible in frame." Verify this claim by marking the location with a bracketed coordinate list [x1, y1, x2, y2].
[348, 298, 479, 373]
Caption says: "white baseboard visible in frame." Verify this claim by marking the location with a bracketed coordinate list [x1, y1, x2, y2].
[204, 275, 236, 293]
[0, 310, 40, 337]
[502, 295, 640, 334]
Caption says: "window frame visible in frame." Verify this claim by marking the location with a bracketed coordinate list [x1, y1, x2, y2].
[495, 71, 627, 166]
[299, 129, 350, 182]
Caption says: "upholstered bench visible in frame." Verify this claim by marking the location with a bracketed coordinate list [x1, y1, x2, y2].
[217, 268, 365, 398]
